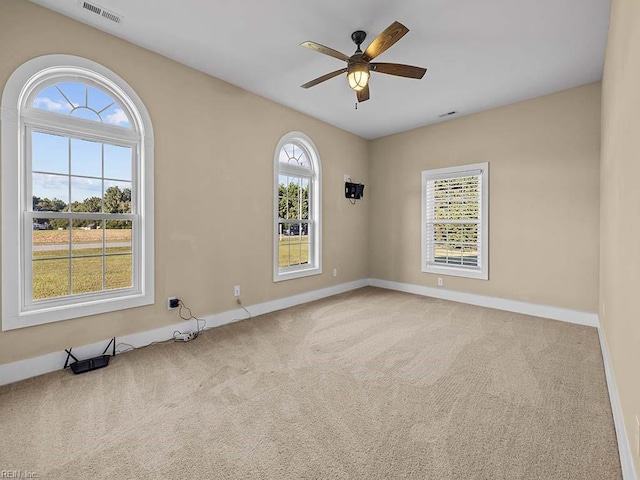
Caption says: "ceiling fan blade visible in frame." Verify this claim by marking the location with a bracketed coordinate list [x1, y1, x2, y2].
[357, 84, 370, 103]
[301, 68, 348, 89]
[300, 41, 350, 62]
[370, 63, 427, 79]
[363, 21, 409, 61]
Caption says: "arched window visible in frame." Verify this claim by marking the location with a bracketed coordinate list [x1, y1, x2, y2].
[1, 55, 154, 330]
[274, 132, 322, 281]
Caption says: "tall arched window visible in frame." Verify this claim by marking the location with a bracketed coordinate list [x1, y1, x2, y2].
[1, 55, 154, 330]
[274, 132, 321, 281]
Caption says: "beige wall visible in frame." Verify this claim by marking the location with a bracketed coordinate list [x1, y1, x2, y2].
[0, 0, 370, 364]
[600, 0, 640, 474]
[0, 0, 605, 369]
[369, 83, 601, 312]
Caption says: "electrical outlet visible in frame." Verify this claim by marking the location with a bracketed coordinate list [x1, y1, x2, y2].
[234, 285, 240, 297]
[333, 268, 337, 277]
[437, 277, 443, 287]
[344, 174, 350, 182]
[167, 296, 178, 310]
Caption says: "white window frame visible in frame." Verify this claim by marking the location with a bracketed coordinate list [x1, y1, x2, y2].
[1, 55, 154, 330]
[273, 132, 322, 282]
[421, 162, 489, 280]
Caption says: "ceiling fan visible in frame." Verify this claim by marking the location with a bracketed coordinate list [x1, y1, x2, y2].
[300, 21, 427, 103]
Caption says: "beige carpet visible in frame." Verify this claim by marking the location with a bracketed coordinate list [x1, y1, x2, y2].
[0, 287, 621, 479]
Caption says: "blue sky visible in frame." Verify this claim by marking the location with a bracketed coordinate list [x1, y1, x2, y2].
[33, 82, 130, 128]
[31, 82, 134, 204]
[32, 131, 132, 204]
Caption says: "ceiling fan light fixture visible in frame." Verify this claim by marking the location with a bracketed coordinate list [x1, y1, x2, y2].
[300, 21, 424, 103]
[347, 63, 370, 92]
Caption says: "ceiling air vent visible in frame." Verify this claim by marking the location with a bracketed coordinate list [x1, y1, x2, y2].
[80, 1, 124, 24]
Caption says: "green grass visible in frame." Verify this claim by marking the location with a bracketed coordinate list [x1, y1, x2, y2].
[32, 228, 133, 300]
[278, 235, 309, 268]
[33, 254, 132, 300]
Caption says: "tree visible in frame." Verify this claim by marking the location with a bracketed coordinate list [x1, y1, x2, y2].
[32, 191, 132, 230]
[104, 187, 132, 229]
[81, 196, 102, 213]
[278, 181, 309, 235]
[33, 196, 67, 230]
[104, 186, 131, 214]
[278, 182, 309, 220]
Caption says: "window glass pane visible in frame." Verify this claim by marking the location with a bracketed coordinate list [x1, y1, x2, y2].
[71, 107, 101, 122]
[32, 82, 132, 129]
[278, 145, 292, 165]
[72, 219, 104, 257]
[301, 178, 309, 220]
[279, 143, 310, 169]
[33, 258, 70, 300]
[434, 244, 448, 264]
[278, 223, 291, 267]
[105, 220, 132, 254]
[286, 177, 302, 219]
[104, 181, 132, 213]
[32, 219, 69, 259]
[289, 243, 302, 266]
[72, 257, 103, 294]
[33, 173, 69, 208]
[56, 82, 85, 109]
[32, 86, 73, 115]
[88, 86, 114, 113]
[462, 224, 478, 243]
[71, 176, 102, 212]
[104, 144, 132, 181]
[71, 138, 102, 178]
[462, 246, 478, 267]
[32, 131, 68, 174]
[101, 104, 131, 128]
[278, 176, 287, 220]
[301, 242, 310, 266]
[431, 177, 480, 221]
[106, 254, 132, 290]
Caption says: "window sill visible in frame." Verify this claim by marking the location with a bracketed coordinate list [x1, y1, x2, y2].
[273, 265, 322, 283]
[2, 291, 154, 331]
[423, 264, 488, 280]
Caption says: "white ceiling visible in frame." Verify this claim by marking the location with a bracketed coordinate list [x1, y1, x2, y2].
[28, 0, 610, 139]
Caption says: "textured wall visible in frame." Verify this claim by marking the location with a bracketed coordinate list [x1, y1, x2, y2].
[369, 83, 601, 312]
[600, 0, 640, 474]
[0, 0, 370, 364]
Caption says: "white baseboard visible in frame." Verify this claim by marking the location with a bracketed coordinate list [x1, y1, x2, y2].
[369, 278, 599, 327]
[0, 278, 369, 387]
[598, 327, 638, 480]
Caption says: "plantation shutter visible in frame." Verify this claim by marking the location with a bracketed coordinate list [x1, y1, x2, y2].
[425, 169, 483, 271]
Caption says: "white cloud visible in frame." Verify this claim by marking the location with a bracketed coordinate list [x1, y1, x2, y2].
[72, 177, 101, 191]
[33, 96, 72, 113]
[104, 108, 129, 126]
[34, 174, 66, 189]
